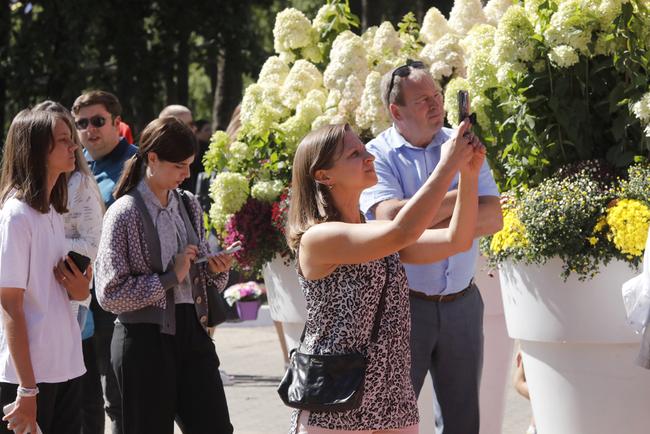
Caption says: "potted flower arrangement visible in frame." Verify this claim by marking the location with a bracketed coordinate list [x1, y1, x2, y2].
[435, 1, 650, 433]
[203, 0, 650, 432]
[223, 281, 266, 321]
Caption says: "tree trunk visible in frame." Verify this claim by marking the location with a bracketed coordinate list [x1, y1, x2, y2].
[177, 31, 189, 106]
[212, 45, 244, 131]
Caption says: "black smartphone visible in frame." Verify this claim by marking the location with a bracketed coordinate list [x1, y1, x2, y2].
[458, 90, 470, 122]
[66, 251, 91, 274]
[457, 89, 477, 126]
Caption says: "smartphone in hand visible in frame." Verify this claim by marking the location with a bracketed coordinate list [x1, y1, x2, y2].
[457, 90, 477, 126]
[195, 244, 242, 264]
[66, 251, 91, 274]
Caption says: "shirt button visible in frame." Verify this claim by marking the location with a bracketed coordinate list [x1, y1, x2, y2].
[196, 296, 203, 304]
[193, 277, 199, 285]
[199, 315, 208, 324]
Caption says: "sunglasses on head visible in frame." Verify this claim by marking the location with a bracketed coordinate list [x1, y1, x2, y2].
[75, 115, 108, 131]
[387, 59, 426, 103]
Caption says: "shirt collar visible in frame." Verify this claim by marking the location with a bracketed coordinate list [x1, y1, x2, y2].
[137, 179, 176, 212]
[387, 125, 450, 151]
[85, 137, 130, 164]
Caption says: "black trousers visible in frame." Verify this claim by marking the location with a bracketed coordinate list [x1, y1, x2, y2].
[111, 304, 233, 434]
[0, 377, 82, 434]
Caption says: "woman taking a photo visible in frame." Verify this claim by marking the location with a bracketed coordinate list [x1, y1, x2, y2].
[286, 120, 483, 433]
[95, 116, 235, 434]
[0, 108, 91, 434]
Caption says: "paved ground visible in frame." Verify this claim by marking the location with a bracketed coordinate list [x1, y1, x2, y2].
[105, 325, 532, 434]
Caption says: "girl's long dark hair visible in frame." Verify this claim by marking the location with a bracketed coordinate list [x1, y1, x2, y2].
[0, 109, 71, 213]
[113, 116, 197, 199]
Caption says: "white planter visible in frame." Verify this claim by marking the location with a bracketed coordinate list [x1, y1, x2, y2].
[418, 256, 513, 434]
[500, 258, 650, 434]
[261, 255, 307, 350]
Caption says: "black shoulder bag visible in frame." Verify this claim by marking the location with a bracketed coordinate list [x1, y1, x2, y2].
[277, 257, 390, 412]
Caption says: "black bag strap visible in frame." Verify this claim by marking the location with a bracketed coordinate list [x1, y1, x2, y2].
[298, 256, 391, 350]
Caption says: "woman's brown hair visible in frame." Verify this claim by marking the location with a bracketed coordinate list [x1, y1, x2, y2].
[0, 109, 71, 213]
[286, 123, 349, 252]
[113, 116, 197, 199]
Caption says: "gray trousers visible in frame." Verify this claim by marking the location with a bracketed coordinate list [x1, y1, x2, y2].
[409, 284, 484, 434]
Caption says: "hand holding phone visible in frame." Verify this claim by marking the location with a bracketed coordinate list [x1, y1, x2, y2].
[66, 251, 91, 274]
[457, 90, 477, 127]
[195, 244, 242, 264]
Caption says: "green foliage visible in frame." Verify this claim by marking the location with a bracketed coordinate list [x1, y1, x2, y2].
[473, 0, 650, 191]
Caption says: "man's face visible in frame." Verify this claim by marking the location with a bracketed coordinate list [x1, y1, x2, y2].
[74, 104, 121, 159]
[196, 123, 212, 142]
[393, 74, 445, 143]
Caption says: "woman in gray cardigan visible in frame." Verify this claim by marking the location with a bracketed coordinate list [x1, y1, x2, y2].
[95, 117, 236, 434]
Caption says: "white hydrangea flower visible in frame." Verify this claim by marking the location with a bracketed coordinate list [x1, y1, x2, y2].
[326, 89, 342, 110]
[467, 51, 498, 95]
[312, 3, 338, 35]
[278, 98, 325, 151]
[484, 0, 516, 27]
[461, 24, 496, 61]
[448, 0, 487, 36]
[523, 0, 548, 32]
[311, 108, 339, 130]
[209, 172, 250, 218]
[420, 7, 451, 45]
[490, 5, 536, 70]
[240, 83, 289, 136]
[544, 0, 596, 55]
[301, 45, 323, 64]
[229, 141, 250, 162]
[257, 56, 290, 87]
[281, 60, 323, 110]
[420, 34, 466, 81]
[361, 26, 378, 48]
[592, 0, 626, 29]
[273, 8, 315, 54]
[306, 89, 328, 109]
[548, 45, 580, 68]
[443, 77, 471, 127]
[324, 31, 369, 92]
[370, 22, 403, 61]
[251, 180, 285, 202]
[355, 71, 391, 136]
[632, 92, 650, 122]
[338, 75, 365, 114]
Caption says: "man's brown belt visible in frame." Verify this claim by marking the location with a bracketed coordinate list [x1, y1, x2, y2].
[409, 280, 475, 303]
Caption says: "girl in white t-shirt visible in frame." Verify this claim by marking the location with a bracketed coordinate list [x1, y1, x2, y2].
[0, 108, 93, 434]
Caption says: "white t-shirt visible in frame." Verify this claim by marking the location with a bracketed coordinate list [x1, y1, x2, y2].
[0, 197, 85, 383]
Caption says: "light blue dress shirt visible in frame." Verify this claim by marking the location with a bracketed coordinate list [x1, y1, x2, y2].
[360, 126, 500, 296]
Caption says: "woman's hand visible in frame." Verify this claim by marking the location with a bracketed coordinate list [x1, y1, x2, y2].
[173, 245, 198, 282]
[3, 394, 37, 434]
[206, 243, 238, 274]
[54, 257, 92, 301]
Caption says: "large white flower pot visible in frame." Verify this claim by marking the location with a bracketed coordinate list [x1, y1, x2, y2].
[262, 255, 307, 350]
[418, 256, 513, 434]
[500, 258, 650, 434]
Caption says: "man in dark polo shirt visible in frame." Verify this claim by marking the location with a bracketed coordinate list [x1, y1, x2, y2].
[72, 90, 137, 434]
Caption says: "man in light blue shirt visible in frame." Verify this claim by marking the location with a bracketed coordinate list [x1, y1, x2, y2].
[360, 61, 503, 434]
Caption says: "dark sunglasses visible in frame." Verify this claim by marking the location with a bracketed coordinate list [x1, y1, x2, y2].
[387, 59, 426, 103]
[75, 115, 108, 130]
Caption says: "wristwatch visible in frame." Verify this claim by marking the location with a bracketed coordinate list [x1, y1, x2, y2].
[17, 385, 39, 397]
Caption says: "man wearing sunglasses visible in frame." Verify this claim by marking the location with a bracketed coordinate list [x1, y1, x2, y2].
[360, 60, 503, 434]
[72, 90, 137, 434]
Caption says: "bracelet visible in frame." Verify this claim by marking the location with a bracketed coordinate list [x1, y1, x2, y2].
[17, 385, 39, 397]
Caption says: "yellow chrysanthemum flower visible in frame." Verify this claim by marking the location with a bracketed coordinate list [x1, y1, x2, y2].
[605, 199, 650, 257]
[490, 209, 529, 253]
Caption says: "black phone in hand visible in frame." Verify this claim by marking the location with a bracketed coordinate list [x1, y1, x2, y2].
[66, 251, 91, 274]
